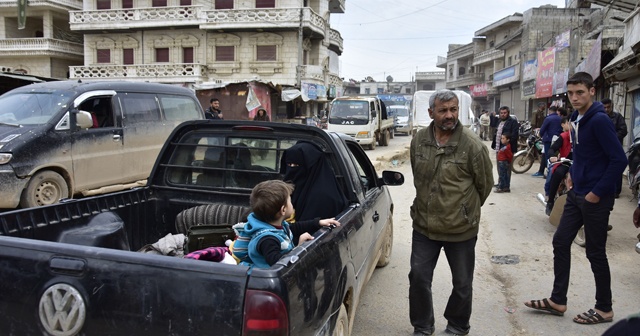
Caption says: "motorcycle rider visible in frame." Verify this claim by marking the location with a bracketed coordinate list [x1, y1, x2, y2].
[544, 116, 572, 215]
[534, 106, 562, 178]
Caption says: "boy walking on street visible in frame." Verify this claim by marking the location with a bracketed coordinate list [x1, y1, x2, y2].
[524, 72, 627, 326]
[495, 133, 513, 193]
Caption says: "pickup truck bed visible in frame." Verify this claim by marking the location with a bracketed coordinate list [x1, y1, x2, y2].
[0, 120, 402, 336]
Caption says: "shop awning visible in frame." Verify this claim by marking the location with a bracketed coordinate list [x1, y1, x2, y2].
[602, 46, 640, 80]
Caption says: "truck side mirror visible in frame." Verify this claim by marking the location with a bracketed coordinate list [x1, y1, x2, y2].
[371, 110, 377, 118]
[381, 170, 404, 186]
[76, 110, 95, 129]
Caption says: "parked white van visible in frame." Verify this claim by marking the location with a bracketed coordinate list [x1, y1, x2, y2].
[0, 81, 204, 208]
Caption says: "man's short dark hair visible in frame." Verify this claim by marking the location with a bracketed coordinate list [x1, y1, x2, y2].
[499, 106, 510, 113]
[558, 107, 568, 116]
[549, 106, 558, 111]
[537, 102, 546, 107]
[601, 98, 612, 105]
[567, 71, 594, 89]
[210, 98, 220, 104]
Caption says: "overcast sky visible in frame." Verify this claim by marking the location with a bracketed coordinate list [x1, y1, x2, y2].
[330, 0, 567, 82]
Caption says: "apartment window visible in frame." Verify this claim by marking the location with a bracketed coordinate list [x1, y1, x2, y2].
[183, 47, 194, 63]
[123, 48, 134, 65]
[256, 45, 276, 61]
[215, 0, 233, 9]
[97, 49, 111, 63]
[365, 88, 370, 94]
[152, 0, 167, 7]
[180, 0, 191, 5]
[155, 48, 169, 62]
[97, 0, 111, 10]
[216, 46, 234, 61]
[122, 0, 133, 8]
[256, 0, 275, 8]
[508, 56, 512, 66]
[405, 88, 411, 94]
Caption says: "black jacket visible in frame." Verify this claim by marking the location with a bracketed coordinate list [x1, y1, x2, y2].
[608, 111, 627, 144]
[205, 107, 223, 120]
[491, 117, 519, 153]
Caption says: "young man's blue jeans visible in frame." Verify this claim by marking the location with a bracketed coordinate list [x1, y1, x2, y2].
[498, 160, 511, 190]
[409, 230, 476, 335]
[550, 190, 615, 313]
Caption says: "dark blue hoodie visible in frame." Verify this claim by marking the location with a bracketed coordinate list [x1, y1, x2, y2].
[569, 101, 627, 197]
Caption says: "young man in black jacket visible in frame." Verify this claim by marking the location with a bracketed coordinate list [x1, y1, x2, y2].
[602, 98, 627, 198]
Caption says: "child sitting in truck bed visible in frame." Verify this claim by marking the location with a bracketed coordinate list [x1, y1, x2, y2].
[232, 180, 340, 268]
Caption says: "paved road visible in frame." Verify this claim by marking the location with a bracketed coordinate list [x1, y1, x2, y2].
[356, 136, 640, 336]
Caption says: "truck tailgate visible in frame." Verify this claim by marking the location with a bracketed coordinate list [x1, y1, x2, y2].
[0, 236, 249, 336]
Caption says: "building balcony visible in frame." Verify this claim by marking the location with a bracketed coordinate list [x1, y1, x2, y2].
[0, 0, 82, 11]
[446, 72, 485, 88]
[328, 28, 343, 54]
[415, 71, 445, 81]
[201, 8, 325, 37]
[329, 0, 345, 13]
[436, 56, 447, 68]
[299, 64, 324, 82]
[329, 73, 342, 87]
[70, 5, 203, 31]
[472, 48, 505, 66]
[447, 43, 474, 60]
[69, 63, 206, 82]
[0, 38, 83, 59]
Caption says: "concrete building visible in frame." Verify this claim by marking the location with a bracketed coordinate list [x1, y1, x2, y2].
[66, 0, 346, 121]
[0, 0, 84, 78]
[415, 71, 445, 91]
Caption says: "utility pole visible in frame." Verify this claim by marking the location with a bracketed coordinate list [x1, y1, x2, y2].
[296, 8, 304, 89]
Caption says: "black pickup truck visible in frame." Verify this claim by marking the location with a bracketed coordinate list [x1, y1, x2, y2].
[0, 120, 403, 336]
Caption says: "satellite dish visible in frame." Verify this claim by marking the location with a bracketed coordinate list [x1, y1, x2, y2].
[386, 75, 393, 83]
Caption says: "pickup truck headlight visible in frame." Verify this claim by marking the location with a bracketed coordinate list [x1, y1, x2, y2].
[356, 131, 370, 138]
[0, 153, 12, 165]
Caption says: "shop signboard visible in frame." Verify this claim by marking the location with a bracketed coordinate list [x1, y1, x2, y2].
[535, 47, 555, 99]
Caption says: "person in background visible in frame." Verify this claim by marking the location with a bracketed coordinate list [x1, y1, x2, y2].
[479, 110, 491, 141]
[489, 110, 500, 141]
[409, 89, 493, 336]
[524, 72, 627, 326]
[253, 108, 270, 121]
[205, 98, 223, 120]
[531, 102, 546, 130]
[495, 132, 514, 193]
[544, 116, 572, 216]
[491, 106, 519, 186]
[602, 98, 627, 198]
[534, 106, 562, 178]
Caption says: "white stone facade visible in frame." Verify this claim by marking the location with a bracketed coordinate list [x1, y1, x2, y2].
[68, 0, 344, 90]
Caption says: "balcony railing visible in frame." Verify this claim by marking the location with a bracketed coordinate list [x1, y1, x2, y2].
[201, 8, 325, 36]
[436, 56, 448, 68]
[70, 5, 203, 30]
[69, 63, 206, 81]
[415, 71, 445, 81]
[328, 28, 343, 54]
[329, 73, 342, 87]
[0, 0, 82, 10]
[446, 72, 485, 88]
[0, 38, 83, 57]
[472, 48, 505, 66]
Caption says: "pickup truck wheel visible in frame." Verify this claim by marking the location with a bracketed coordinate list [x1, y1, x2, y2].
[20, 171, 69, 208]
[368, 139, 376, 150]
[380, 130, 390, 146]
[332, 304, 350, 336]
[389, 128, 395, 139]
[376, 219, 393, 267]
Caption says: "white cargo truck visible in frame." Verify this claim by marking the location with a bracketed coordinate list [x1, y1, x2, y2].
[327, 96, 394, 150]
[412, 90, 476, 132]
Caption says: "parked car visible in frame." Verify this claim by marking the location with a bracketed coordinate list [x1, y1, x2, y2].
[0, 80, 204, 209]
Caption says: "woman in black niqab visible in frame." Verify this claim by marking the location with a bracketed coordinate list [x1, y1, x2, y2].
[279, 141, 348, 222]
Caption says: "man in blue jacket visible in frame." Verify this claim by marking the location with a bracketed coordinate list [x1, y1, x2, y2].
[524, 72, 627, 326]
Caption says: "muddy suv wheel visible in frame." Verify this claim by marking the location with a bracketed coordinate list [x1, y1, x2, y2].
[20, 170, 69, 208]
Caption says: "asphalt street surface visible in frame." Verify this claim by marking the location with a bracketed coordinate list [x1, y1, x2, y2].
[355, 133, 640, 336]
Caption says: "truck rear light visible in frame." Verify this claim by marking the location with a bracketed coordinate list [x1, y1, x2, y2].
[243, 289, 288, 336]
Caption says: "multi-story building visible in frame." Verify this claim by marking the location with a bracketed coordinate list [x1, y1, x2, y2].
[67, 0, 346, 121]
[473, 13, 522, 115]
[0, 0, 84, 78]
[415, 70, 445, 91]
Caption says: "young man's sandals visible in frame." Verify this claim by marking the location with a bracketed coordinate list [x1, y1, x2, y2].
[573, 309, 613, 325]
[523, 298, 565, 316]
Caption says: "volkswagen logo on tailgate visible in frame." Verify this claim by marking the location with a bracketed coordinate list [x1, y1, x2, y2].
[39, 283, 86, 336]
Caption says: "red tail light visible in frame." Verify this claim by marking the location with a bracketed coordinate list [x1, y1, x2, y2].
[243, 290, 288, 336]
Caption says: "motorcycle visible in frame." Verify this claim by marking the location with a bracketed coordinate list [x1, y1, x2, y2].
[518, 120, 532, 151]
[626, 137, 640, 198]
[511, 130, 543, 174]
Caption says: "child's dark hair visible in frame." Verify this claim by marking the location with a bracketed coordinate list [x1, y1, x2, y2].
[250, 180, 294, 222]
[501, 132, 511, 141]
[566, 71, 594, 89]
[557, 107, 567, 116]
[561, 116, 570, 124]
